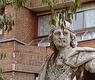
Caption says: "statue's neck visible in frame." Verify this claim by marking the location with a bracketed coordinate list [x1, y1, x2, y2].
[58, 46, 71, 52]
[58, 46, 73, 59]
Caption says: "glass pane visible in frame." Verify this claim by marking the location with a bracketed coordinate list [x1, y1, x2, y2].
[0, 15, 3, 40]
[0, 29, 2, 40]
[36, 77, 39, 80]
[38, 15, 50, 36]
[76, 35, 82, 41]
[71, 12, 83, 30]
[83, 33, 92, 40]
[0, 29, 2, 34]
[84, 9, 95, 28]
[91, 31, 95, 38]
[82, 31, 95, 40]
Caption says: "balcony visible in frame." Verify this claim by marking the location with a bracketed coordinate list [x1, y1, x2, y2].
[26, 0, 95, 12]
[26, 0, 73, 12]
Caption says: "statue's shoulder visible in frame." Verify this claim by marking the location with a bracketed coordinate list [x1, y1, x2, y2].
[66, 47, 95, 67]
[67, 47, 95, 58]
[75, 47, 95, 52]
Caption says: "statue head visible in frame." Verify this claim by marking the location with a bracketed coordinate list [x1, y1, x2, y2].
[48, 25, 77, 51]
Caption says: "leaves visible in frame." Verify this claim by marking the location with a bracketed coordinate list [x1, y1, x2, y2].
[0, 52, 6, 60]
[73, 0, 76, 3]
[0, 0, 27, 33]
[54, 17, 58, 23]
[0, 0, 7, 7]
[0, 0, 26, 8]
[0, 52, 6, 79]
[0, 14, 14, 33]
[0, 72, 6, 80]
[0, 68, 6, 80]
[12, 0, 26, 9]
[42, 0, 81, 31]
[0, 52, 6, 80]
[0, 0, 27, 80]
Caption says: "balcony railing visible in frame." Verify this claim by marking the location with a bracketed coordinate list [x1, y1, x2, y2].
[31, 0, 72, 8]
[25, 0, 73, 12]
[25, 0, 95, 12]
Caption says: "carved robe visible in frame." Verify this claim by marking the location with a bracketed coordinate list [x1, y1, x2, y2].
[39, 47, 95, 80]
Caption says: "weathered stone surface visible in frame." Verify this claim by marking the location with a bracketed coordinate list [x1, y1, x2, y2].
[39, 25, 95, 80]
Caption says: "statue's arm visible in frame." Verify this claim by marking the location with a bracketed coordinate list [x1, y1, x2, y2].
[66, 51, 95, 71]
[85, 59, 95, 73]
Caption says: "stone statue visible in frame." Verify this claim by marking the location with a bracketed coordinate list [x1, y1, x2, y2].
[39, 25, 95, 80]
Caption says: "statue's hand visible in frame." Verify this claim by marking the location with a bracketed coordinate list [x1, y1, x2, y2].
[85, 59, 95, 73]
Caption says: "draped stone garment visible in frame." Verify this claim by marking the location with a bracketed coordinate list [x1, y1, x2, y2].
[38, 47, 95, 80]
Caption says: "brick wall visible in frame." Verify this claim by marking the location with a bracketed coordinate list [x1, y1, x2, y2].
[0, 42, 47, 72]
[0, 41, 46, 80]
[14, 42, 47, 72]
[4, 5, 15, 39]
[4, 72, 14, 80]
[15, 8, 38, 43]
[4, 5, 38, 43]
[4, 72, 36, 80]
[1, 38, 95, 80]
[14, 72, 36, 80]
[0, 42, 14, 71]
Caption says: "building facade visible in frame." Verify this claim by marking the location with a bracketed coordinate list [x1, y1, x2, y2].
[0, 0, 95, 80]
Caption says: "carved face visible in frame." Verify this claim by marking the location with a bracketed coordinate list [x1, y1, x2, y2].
[53, 29, 71, 48]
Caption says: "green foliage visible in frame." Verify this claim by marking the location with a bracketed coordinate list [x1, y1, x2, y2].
[0, 52, 6, 80]
[0, 0, 27, 80]
[0, 0, 26, 8]
[0, 0, 7, 7]
[0, 0, 27, 32]
[0, 68, 6, 80]
[0, 14, 14, 33]
[11, 0, 26, 9]
[0, 52, 6, 60]
[42, 0, 81, 30]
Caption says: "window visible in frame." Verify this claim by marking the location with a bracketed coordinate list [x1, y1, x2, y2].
[36, 77, 39, 80]
[35, 74, 39, 80]
[82, 30, 95, 40]
[38, 15, 50, 36]
[71, 9, 95, 41]
[38, 9, 95, 41]
[0, 15, 3, 40]
[84, 10, 95, 28]
[0, 29, 2, 41]
[71, 9, 95, 29]
[72, 12, 83, 30]
[76, 35, 82, 41]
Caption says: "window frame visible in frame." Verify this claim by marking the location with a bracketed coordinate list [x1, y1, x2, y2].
[0, 15, 3, 40]
[37, 6, 95, 41]
[74, 8, 95, 40]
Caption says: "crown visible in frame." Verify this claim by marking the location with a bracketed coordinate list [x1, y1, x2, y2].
[50, 21, 74, 33]
[65, 21, 74, 32]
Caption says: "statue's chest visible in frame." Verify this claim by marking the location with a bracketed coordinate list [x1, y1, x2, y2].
[47, 56, 71, 80]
